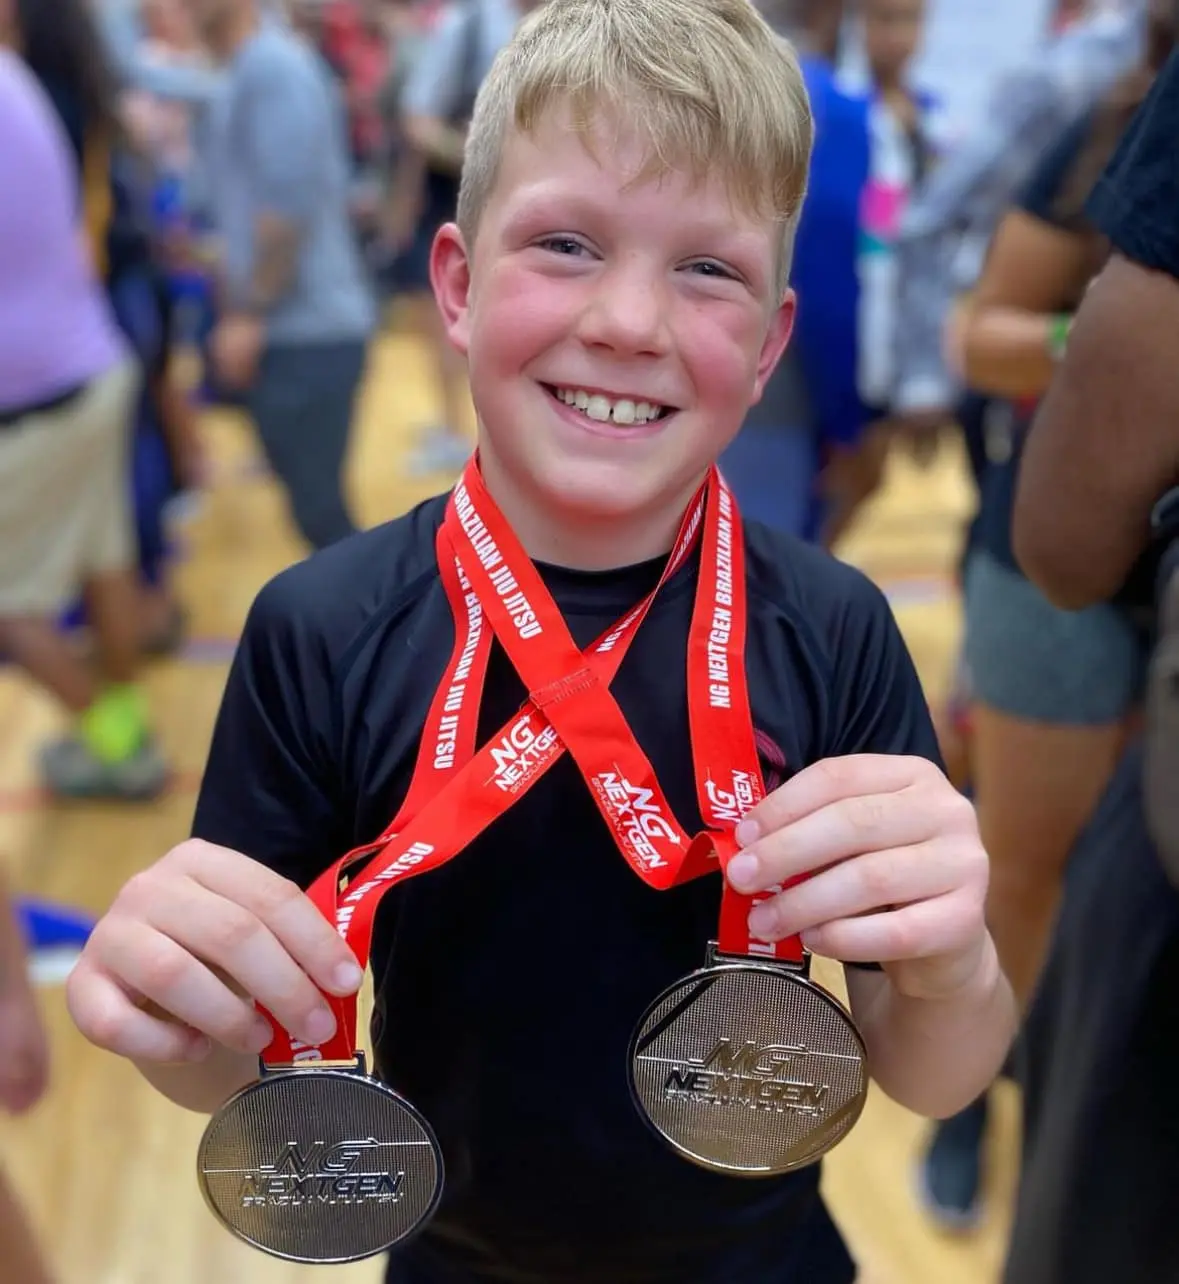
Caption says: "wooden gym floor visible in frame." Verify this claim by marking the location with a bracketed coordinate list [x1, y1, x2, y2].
[0, 320, 1020, 1283]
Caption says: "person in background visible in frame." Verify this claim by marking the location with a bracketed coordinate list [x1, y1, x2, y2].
[777, 0, 940, 548]
[716, 0, 831, 541]
[821, 0, 945, 549]
[885, 0, 1145, 1233]
[394, 0, 544, 478]
[778, 0, 847, 60]
[754, 0, 845, 53]
[952, 0, 1177, 1014]
[892, 0, 1141, 454]
[0, 28, 168, 800]
[15, 0, 202, 657]
[996, 40, 1179, 1282]
[286, 0, 330, 44]
[319, 0, 394, 174]
[182, 0, 377, 552]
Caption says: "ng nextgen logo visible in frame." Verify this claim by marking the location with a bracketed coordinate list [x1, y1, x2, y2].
[237, 1139, 405, 1208]
[662, 1038, 829, 1115]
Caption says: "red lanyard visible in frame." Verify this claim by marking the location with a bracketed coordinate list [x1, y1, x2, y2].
[259, 459, 802, 1068]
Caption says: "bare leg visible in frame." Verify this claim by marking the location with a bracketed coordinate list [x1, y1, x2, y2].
[820, 428, 892, 551]
[82, 567, 144, 685]
[973, 703, 1129, 1009]
[0, 617, 95, 712]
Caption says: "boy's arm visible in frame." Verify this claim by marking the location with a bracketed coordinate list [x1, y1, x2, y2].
[840, 840, 1013, 1120]
[726, 578, 1015, 1118]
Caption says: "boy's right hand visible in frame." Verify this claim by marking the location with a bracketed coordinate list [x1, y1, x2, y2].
[66, 840, 364, 1065]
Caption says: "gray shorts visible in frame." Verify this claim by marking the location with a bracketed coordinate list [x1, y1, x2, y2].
[962, 550, 1145, 725]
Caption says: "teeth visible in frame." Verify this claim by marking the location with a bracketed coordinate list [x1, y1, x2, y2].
[553, 387, 665, 425]
[586, 395, 611, 422]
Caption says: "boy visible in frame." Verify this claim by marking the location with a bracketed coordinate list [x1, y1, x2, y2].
[66, 3, 1015, 1282]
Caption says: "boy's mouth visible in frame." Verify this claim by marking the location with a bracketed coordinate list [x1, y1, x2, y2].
[543, 384, 673, 427]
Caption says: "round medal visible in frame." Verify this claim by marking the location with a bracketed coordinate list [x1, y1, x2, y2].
[197, 1058, 444, 1264]
[628, 947, 868, 1177]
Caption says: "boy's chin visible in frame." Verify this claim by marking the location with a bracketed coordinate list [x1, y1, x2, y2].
[529, 458, 701, 520]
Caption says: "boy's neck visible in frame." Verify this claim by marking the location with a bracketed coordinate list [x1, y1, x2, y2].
[476, 454, 708, 573]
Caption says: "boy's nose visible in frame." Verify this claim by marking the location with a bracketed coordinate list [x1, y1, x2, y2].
[578, 261, 671, 357]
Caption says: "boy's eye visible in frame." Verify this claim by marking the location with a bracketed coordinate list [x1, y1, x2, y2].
[687, 260, 735, 279]
[537, 237, 588, 256]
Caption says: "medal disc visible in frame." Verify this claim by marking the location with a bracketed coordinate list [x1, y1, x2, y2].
[628, 949, 868, 1176]
[197, 1060, 444, 1264]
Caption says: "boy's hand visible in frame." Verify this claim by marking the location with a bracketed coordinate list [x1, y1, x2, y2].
[726, 755, 989, 1002]
[66, 841, 364, 1065]
[0, 982, 50, 1115]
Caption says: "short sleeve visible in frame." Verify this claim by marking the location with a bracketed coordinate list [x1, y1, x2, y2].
[1087, 49, 1179, 277]
[1014, 108, 1095, 229]
[240, 46, 326, 225]
[191, 571, 352, 889]
[826, 575, 943, 768]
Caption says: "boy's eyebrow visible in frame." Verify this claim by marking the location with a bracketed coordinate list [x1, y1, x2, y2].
[501, 182, 772, 256]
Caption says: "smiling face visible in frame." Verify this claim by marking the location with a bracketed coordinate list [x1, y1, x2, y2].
[431, 107, 795, 568]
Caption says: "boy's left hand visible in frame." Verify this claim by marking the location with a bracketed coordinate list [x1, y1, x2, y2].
[726, 754, 989, 1003]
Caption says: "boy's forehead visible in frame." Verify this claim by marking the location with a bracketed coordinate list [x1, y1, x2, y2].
[498, 102, 776, 225]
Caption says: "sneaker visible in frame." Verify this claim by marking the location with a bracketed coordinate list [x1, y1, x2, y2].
[405, 429, 472, 478]
[916, 1093, 989, 1232]
[40, 735, 170, 802]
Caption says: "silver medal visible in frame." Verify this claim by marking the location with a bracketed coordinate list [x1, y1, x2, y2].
[197, 1054, 444, 1263]
[629, 945, 868, 1176]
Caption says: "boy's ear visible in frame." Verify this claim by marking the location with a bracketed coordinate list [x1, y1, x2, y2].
[430, 222, 473, 354]
[750, 288, 797, 403]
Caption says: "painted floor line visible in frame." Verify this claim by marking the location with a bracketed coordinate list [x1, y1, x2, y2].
[0, 769, 205, 816]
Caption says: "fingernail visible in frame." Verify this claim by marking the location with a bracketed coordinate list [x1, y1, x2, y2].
[727, 852, 760, 891]
[251, 1017, 274, 1052]
[334, 961, 364, 993]
[304, 1007, 336, 1045]
[186, 1035, 212, 1062]
[748, 904, 777, 939]
[735, 818, 760, 847]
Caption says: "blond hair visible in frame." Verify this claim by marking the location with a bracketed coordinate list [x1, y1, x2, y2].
[457, 0, 813, 297]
